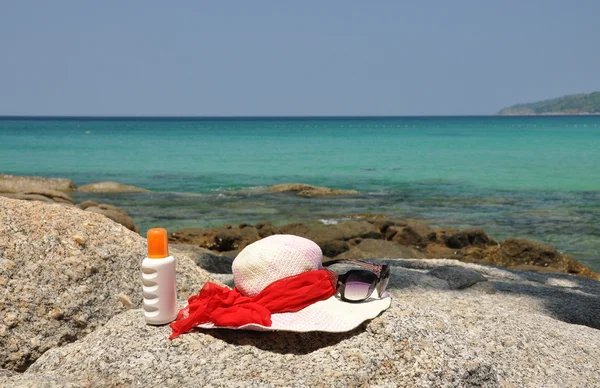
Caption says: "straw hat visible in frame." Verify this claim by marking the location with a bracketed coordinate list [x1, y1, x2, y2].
[195, 234, 391, 332]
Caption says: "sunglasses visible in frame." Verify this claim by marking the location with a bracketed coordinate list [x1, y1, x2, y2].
[323, 259, 390, 302]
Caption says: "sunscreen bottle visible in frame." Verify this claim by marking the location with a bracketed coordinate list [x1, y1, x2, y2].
[142, 228, 177, 325]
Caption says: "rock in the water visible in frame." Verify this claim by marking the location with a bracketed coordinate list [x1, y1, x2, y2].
[277, 222, 310, 237]
[16, 259, 600, 387]
[169, 244, 234, 274]
[427, 265, 487, 289]
[489, 238, 598, 279]
[170, 224, 261, 251]
[77, 200, 139, 233]
[267, 183, 358, 197]
[334, 239, 427, 260]
[0, 197, 212, 372]
[255, 221, 278, 238]
[384, 219, 434, 246]
[168, 218, 600, 280]
[387, 225, 427, 247]
[77, 181, 150, 193]
[443, 229, 497, 249]
[320, 239, 350, 258]
[0, 174, 76, 193]
[309, 220, 381, 244]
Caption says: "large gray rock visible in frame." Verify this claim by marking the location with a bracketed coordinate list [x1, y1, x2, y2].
[77, 181, 150, 193]
[0, 174, 76, 192]
[0, 197, 213, 372]
[10, 259, 599, 387]
[0, 371, 79, 387]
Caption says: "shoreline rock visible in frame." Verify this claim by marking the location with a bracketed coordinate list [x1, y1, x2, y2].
[0, 176, 141, 231]
[77, 181, 150, 193]
[170, 217, 600, 281]
[0, 174, 76, 193]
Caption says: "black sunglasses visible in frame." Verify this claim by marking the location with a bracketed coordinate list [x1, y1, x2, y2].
[323, 259, 390, 302]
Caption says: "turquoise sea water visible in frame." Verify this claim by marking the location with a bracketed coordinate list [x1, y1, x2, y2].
[1, 116, 599, 271]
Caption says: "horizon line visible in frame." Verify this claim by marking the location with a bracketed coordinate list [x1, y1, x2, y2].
[0, 114, 578, 120]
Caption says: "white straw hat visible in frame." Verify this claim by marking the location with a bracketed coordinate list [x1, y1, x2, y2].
[196, 234, 391, 332]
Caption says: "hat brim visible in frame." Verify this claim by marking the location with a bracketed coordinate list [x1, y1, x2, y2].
[195, 293, 392, 332]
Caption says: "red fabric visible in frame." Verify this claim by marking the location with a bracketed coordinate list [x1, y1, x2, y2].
[169, 269, 337, 339]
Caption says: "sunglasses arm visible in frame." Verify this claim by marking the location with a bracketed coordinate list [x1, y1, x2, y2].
[323, 259, 384, 277]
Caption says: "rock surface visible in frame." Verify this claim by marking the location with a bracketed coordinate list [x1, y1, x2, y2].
[10, 260, 600, 387]
[77, 181, 150, 193]
[77, 200, 140, 233]
[0, 189, 75, 205]
[427, 265, 488, 289]
[0, 174, 76, 193]
[170, 217, 600, 280]
[267, 183, 358, 197]
[0, 197, 213, 372]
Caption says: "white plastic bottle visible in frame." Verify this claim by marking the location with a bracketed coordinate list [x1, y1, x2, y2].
[142, 228, 178, 325]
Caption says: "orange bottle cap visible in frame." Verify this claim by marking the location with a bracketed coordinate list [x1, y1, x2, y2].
[147, 228, 169, 259]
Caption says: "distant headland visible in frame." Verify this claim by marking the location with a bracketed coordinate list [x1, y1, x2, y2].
[499, 91, 600, 115]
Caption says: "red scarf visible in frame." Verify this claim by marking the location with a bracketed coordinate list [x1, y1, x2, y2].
[169, 269, 337, 339]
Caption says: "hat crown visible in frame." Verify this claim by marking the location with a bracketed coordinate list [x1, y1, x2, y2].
[232, 234, 323, 297]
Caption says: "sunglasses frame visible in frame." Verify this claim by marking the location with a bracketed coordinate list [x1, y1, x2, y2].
[324, 259, 390, 303]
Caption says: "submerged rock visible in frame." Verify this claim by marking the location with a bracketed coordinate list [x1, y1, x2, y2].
[0, 197, 212, 372]
[12, 260, 600, 387]
[77, 181, 150, 193]
[267, 183, 358, 197]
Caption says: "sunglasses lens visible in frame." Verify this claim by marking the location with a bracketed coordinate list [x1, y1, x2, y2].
[343, 271, 377, 301]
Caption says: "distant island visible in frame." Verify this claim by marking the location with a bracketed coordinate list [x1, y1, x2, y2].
[499, 91, 600, 115]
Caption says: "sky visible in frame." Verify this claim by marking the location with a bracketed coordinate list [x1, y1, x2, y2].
[1, 1, 599, 116]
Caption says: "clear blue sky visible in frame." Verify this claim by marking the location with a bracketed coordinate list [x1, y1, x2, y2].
[1, 0, 598, 116]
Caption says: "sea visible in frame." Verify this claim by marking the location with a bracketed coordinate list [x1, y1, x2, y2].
[1, 116, 599, 272]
